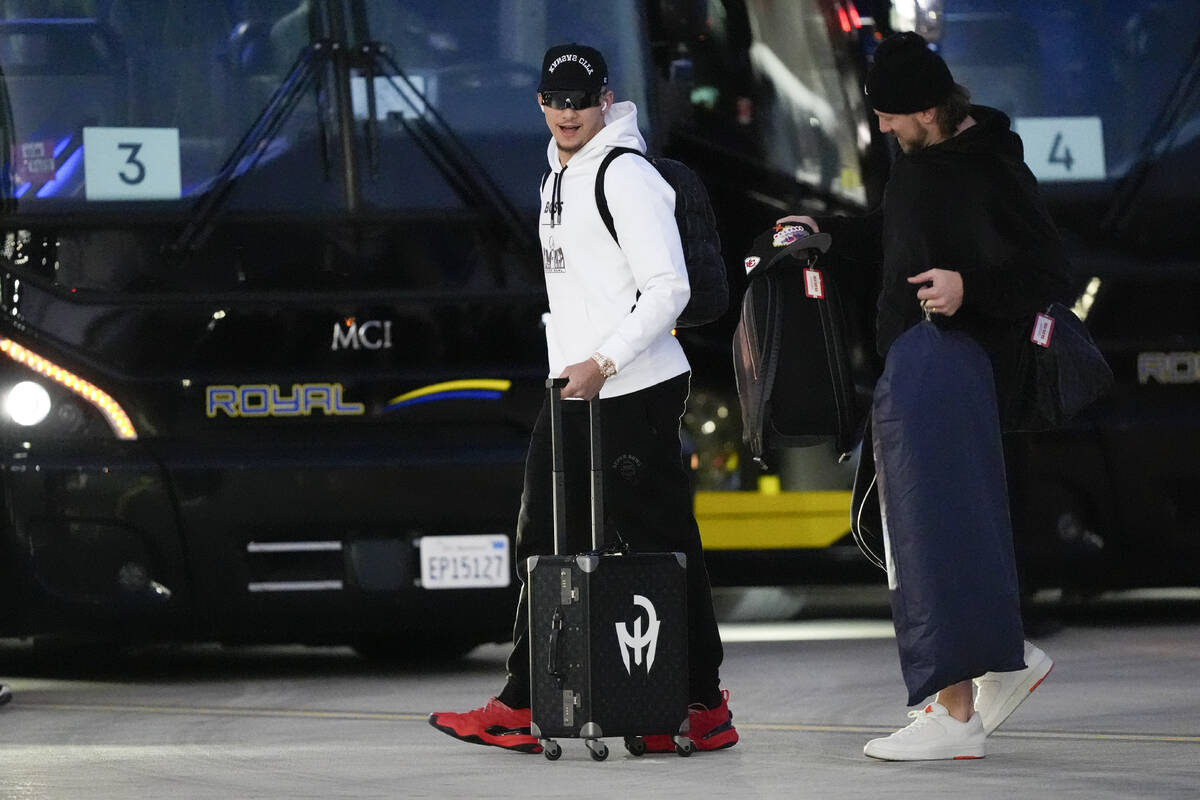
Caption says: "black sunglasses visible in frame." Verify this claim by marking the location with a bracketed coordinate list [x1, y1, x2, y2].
[539, 89, 603, 110]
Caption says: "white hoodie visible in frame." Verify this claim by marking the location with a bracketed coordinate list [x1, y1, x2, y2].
[538, 101, 691, 399]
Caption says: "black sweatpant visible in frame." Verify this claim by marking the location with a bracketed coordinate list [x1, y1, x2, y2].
[497, 372, 724, 709]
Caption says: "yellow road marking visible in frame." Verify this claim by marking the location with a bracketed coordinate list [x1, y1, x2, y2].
[20, 702, 1200, 744]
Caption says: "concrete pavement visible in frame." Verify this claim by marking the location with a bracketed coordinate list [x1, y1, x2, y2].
[0, 598, 1197, 798]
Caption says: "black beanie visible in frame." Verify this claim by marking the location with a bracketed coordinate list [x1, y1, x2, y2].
[865, 32, 953, 113]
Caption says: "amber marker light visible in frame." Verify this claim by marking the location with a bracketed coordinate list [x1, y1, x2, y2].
[0, 338, 137, 440]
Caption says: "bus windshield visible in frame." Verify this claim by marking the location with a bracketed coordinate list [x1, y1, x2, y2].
[0, 0, 649, 291]
[927, 0, 1200, 187]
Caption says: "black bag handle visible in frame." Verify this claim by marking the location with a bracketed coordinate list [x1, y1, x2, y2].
[546, 606, 566, 687]
[546, 378, 604, 554]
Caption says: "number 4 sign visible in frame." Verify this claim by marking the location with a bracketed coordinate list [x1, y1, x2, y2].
[83, 127, 182, 201]
[1013, 117, 1106, 182]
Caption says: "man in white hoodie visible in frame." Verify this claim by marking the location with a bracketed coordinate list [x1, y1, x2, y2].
[429, 43, 737, 755]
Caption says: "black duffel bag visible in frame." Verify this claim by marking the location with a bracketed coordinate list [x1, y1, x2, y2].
[1001, 302, 1113, 432]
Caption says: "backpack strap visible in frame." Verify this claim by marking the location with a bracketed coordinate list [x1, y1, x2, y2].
[595, 147, 644, 245]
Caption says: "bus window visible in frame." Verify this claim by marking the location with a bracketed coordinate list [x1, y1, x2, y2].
[934, 0, 1200, 186]
[0, 19, 128, 179]
[686, 0, 870, 205]
[0, 1, 653, 292]
[356, 0, 650, 204]
[926, 1, 1200, 251]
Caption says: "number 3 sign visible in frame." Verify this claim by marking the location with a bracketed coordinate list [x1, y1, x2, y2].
[83, 127, 182, 200]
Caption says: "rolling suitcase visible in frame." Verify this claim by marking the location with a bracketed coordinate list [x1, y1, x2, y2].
[528, 378, 692, 761]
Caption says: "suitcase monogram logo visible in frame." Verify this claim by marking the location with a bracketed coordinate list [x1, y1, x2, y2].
[615, 594, 660, 675]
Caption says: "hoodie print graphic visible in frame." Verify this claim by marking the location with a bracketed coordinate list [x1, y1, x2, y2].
[543, 235, 565, 273]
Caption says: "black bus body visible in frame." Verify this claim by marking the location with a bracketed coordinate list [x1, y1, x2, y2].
[0, 0, 875, 651]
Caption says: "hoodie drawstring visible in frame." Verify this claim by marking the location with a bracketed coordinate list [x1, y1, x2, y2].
[550, 164, 566, 227]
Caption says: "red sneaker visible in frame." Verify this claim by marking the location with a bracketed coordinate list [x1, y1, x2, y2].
[643, 689, 739, 753]
[428, 697, 542, 754]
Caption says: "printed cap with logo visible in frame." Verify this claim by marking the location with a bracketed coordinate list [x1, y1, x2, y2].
[865, 31, 954, 113]
[742, 222, 832, 276]
[539, 43, 609, 91]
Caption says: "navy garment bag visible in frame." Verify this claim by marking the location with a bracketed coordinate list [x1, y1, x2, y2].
[872, 322, 1025, 706]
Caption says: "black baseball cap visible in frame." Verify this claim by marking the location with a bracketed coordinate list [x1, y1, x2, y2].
[743, 222, 832, 276]
[539, 43, 608, 92]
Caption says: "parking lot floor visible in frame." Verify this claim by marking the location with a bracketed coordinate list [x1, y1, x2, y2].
[0, 597, 1197, 798]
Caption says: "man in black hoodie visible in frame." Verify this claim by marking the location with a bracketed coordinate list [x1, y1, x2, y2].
[781, 32, 1068, 760]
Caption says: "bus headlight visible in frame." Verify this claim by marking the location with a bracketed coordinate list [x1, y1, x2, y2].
[4, 380, 52, 426]
[0, 338, 137, 439]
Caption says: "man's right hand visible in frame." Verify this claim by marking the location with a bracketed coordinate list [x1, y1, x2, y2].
[775, 215, 819, 232]
[557, 359, 607, 401]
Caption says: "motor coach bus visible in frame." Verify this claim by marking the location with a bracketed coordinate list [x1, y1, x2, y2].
[0, 0, 877, 653]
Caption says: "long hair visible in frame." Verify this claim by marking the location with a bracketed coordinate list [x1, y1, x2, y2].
[935, 83, 972, 138]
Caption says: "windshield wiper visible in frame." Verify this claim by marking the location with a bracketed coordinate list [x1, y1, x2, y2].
[367, 45, 539, 259]
[170, 36, 538, 270]
[170, 41, 332, 256]
[1, 62, 15, 216]
[1103, 29, 1200, 232]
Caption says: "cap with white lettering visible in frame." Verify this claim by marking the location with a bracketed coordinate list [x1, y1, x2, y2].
[539, 43, 608, 92]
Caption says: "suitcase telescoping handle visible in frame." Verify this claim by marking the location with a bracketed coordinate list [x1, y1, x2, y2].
[546, 377, 604, 555]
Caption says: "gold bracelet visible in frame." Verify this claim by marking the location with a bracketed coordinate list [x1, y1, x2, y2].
[590, 352, 617, 377]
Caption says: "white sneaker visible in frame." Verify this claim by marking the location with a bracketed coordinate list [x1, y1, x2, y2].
[863, 702, 986, 761]
[974, 640, 1054, 734]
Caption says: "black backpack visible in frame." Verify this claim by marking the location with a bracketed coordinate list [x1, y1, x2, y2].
[732, 226, 872, 461]
[595, 148, 729, 327]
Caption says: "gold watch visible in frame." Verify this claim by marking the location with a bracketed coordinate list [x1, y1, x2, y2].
[590, 352, 617, 377]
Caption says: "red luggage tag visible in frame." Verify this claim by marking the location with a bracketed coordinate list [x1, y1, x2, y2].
[1031, 312, 1054, 348]
[804, 267, 825, 299]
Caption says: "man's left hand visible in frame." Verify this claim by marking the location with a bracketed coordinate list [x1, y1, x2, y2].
[558, 359, 607, 400]
[908, 269, 964, 316]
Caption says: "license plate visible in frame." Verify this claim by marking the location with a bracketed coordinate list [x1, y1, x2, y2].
[419, 534, 510, 589]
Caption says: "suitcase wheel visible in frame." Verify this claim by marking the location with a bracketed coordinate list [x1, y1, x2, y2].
[585, 739, 609, 761]
[623, 736, 646, 757]
[674, 735, 695, 757]
[541, 739, 562, 761]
